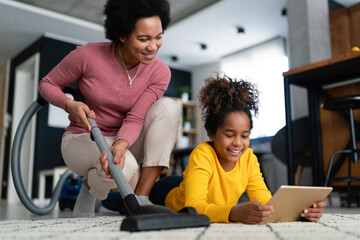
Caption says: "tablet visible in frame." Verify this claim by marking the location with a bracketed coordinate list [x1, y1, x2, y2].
[266, 185, 333, 223]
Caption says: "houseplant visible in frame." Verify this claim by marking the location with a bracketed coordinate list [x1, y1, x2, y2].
[177, 85, 191, 102]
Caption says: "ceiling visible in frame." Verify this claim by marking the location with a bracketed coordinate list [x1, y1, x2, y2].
[13, 0, 221, 25]
[0, 0, 359, 70]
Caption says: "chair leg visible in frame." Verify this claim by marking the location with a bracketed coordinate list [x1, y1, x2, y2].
[295, 165, 303, 186]
[349, 108, 358, 164]
[324, 149, 352, 186]
[327, 194, 333, 207]
[347, 107, 357, 208]
[325, 149, 356, 207]
[347, 155, 352, 208]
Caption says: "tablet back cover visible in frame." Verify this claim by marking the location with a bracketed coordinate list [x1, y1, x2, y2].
[266, 185, 332, 223]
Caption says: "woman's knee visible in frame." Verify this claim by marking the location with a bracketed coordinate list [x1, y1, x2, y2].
[61, 132, 98, 177]
[152, 97, 182, 125]
[123, 150, 139, 182]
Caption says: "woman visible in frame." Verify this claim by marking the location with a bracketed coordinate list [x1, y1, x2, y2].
[38, 0, 180, 217]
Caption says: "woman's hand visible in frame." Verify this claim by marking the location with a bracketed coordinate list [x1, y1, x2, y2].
[229, 200, 274, 224]
[99, 139, 129, 179]
[301, 200, 326, 222]
[65, 99, 95, 131]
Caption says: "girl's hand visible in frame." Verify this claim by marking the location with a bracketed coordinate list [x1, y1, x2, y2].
[229, 200, 274, 224]
[99, 139, 129, 179]
[301, 200, 326, 222]
[65, 99, 95, 131]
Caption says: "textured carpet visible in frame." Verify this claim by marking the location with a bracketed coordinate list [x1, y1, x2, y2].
[1, 213, 360, 240]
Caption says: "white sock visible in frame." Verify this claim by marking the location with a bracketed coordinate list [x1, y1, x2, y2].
[72, 184, 96, 218]
[137, 195, 153, 206]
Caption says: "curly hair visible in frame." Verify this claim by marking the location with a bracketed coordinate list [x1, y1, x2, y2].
[104, 0, 171, 44]
[198, 73, 260, 136]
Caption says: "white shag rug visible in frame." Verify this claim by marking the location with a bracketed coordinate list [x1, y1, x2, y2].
[1, 214, 360, 240]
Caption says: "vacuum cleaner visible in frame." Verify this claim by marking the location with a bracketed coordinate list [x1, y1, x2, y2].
[11, 86, 210, 231]
[58, 177, 84, 211]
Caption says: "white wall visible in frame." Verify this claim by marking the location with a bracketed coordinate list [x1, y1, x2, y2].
[221, 38, 288, 139]
[47, 94, 72, 128]
[191, 61, 221, 142]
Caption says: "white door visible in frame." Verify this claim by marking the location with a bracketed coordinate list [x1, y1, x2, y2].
[7, 53, 40, 204]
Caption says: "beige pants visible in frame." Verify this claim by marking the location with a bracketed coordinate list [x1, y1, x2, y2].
[61, 97, 181, 200]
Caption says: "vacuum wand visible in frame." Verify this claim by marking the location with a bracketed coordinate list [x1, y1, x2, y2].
[87, 116, 211, 231]
[87, 117, 141, 214]
[87, 117, 134, 198]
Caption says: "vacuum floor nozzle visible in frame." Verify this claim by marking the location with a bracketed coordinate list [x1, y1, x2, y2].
[120, 200, 211, 231]
[121, 212, 211, 232]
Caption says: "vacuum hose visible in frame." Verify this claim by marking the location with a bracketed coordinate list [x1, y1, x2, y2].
[11, 86, 139, 216]
[11, 94, 73, 215]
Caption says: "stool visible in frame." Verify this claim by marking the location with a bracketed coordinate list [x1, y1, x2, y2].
[322, 95, 360, 207]
[38, 166, 69, 205]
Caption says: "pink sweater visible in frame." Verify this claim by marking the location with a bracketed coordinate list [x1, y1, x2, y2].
[38, 42, 171, 146]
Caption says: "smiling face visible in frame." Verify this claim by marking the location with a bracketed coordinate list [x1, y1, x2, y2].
[209, 111, 251, 172]
[119, 15, 163, 68]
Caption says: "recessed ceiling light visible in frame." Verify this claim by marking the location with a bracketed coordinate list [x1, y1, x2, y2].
[200, 43, 207, 50]
[171, 55, 178, 62]
[237, 26, 245, 34]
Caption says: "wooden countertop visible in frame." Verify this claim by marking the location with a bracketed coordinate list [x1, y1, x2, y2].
[282, 51, 360, 86]
[283, 51, 360, 77]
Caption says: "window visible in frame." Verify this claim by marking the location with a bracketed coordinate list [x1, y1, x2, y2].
[221, 38, 288, 139]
